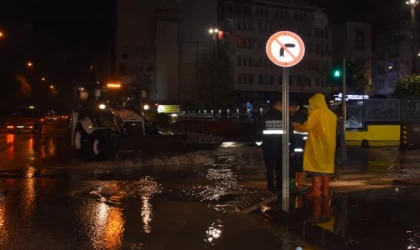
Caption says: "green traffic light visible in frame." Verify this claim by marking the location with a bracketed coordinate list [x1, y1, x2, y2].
[334, 70, 341, 78]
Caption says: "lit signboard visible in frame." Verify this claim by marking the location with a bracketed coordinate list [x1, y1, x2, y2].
[334, 93, 369, 101]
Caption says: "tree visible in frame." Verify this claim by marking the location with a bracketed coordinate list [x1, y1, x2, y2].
[189, 44, 233, 109]
[394, 75, 420, 98]
[327, 60, 370, 94]
[346, 60, 368, 94]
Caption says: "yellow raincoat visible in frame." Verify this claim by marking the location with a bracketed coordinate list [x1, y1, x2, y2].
[294, 93, 337, 174]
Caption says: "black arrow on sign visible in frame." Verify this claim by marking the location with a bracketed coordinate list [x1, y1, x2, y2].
[280, 43, 296, 57]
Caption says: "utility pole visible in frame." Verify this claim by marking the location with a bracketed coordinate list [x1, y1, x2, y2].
[209, 26, 219, 110]
[408, 0, 418, 74]
[342, 57, 347, 136]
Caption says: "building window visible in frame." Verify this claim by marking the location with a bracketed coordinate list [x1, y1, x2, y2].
[237, 20, 253, 31]
[245, 39, 253, 49]
[243, 57, 248, 67]
[237, 74, 242, 84]
[237, 56, 242, 66]
[259, 74, 263, 85]
[325, 29, 330, 38]
[237, 39, 244, 48]
[316, 78, 321, 86]
[355, 30, 365, 51]
[243, 74, 248, 84]
[237, 21, 242, 30]
[249, 74, 254, 84]
[278, 76, 282, 85]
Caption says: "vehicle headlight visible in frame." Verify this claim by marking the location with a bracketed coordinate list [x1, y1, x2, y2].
[98, 104, 106, 110]
[143, 104, 150, 110]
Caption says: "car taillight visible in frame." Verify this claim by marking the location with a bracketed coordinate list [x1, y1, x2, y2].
[41, 118, 44, 122]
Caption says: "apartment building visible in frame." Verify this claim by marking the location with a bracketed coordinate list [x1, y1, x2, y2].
[116, 0, 217, 103]
[373, 21, 413, 95]
[220, 0, 334, 102]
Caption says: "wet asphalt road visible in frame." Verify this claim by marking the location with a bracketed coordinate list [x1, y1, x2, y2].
[0, 121, 316, 250]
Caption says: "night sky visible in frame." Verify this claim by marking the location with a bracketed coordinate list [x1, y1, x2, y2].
[0, 0, 114, 103]
[0, 0, 414, 107]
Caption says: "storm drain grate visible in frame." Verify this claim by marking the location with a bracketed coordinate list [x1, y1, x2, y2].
[235, 191, 277, 214]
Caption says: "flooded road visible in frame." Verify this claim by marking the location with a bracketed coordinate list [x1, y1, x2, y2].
[0, 122, 315, 250]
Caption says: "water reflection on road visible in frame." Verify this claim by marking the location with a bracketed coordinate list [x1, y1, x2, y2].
[0, 172, 315, 250]
[0, 122, 317, 249]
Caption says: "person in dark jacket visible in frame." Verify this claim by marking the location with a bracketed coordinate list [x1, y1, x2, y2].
[289, 100, 309, 192]
[258, 99, 284, 194]
[334, 104, 348, 180]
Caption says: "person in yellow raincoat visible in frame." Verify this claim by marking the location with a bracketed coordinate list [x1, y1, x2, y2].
[292, 93, 337, 198]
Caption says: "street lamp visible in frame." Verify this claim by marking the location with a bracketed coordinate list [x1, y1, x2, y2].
[27, 62, 33, 67]
[208, 26, 219, 110]
[406, 0, 418, 5]
[0, 32, 3, 38]
[209, 28, 219, 34]
[407, 0, 419, 74]
[50, 85, 54, 89]
[41, 77, 46, 81]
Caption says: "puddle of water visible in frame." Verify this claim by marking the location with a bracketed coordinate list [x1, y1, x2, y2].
[287, 186, 420, 249]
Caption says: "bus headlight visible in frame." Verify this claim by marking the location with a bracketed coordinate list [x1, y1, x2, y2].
[98, 104, 106, 110]
[143, 104, 150, 110]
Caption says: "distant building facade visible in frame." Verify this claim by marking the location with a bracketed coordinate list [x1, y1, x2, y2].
[220, 0, 335, 102]
[373, 21, 413, 95]
[332, 21, 373, 94]
[117, 0, 334, 105]
[116, 0, 217, 103]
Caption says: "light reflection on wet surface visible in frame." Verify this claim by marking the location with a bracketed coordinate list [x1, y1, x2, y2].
[9, 122, 420, 249]
[0, 170, 315, 250]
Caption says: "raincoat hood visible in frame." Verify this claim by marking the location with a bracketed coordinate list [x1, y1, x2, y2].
[309, 93, 328, 110]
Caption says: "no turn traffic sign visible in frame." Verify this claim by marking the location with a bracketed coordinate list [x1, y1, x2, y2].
[266, 31, 305, 67]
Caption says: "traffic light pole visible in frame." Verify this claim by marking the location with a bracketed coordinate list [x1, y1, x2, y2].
[342, 57, 347, 137]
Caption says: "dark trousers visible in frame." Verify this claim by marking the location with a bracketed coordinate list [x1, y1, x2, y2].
[291, 152, 304, 173]
[263, 157, 283, 191]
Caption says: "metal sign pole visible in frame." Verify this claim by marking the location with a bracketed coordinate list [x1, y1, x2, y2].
[266, 30, 304, 213]
[342, 57, 347, 137]
[282, 67, 290, 212]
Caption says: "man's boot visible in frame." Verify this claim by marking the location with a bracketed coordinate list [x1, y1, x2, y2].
[306, 176, 322, 199]
[308, 199, 322, 223]
[296, 172, 310, 193]
[296, 172, 303, 188]
[321, 176, 330, 197]
[320, 196, 331, 222]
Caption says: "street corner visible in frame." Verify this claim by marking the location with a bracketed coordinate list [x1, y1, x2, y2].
[259, 185, 420, 250]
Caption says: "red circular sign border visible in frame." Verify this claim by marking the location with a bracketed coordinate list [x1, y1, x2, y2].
[266, 31, 305, 68]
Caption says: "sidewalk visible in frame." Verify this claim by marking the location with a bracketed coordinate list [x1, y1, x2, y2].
[226, 144, 420, 249]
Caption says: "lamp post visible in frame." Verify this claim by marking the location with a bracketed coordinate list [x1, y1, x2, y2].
[209, 26, 219, 110]
[407, 0, 419, 74]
